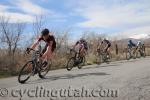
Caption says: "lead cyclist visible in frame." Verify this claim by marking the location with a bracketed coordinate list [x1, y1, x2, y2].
[26, 28, 56, 67]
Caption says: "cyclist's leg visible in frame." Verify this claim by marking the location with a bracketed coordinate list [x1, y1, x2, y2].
[133, 46, 138, 54]
[106, 44, 111, 56]
[79, 44, 84, 57]
[42, 48, 54, 68]
[45, 48, 53, 60]
[41, 45, 53, 65]
[104, 44, 109, 53]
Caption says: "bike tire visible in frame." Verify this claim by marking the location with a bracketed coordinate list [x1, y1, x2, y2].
[96, 53, 103, 65]
[106, 53, 111, 64]
[18, 61, 35, 84]
[78, 56, 86, 69]
[136, 50, 141, 58]
[140, 50, 146, 58]
[102, 53, 109, 63]
[126, 51, 131, 60]
[66, 57, 75, 71]
[39, 61, 52, 79]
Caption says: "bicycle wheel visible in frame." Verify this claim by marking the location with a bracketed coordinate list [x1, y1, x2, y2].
[102, 53, 109, 64]
[66, 57, 75, 71]
[136, 50, 141, 58]
[39, 61, 52, 79]
[78, 56, 86, 69]
[126, 51, 131, 60]
[139, 49, 146, 58]
[96, 53, 103, 65]
[18, 61, 35, 84]
[142, 51, 146, 57]
[105, 53, 111, 64]
[132, 50, 136, 59]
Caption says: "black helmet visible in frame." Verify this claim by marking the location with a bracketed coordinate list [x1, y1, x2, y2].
[41, 28, 49, 36]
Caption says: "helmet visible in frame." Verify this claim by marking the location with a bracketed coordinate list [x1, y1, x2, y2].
[138, 41, 141, 43]
[129, 40, 132, 43]
[41, 28, 49, 36]
[102, 38, 106, 41]
[137, 41, 141, 45]
[80, 37, 84, 41]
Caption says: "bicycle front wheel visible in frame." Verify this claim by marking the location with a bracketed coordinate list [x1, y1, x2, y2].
[126, 51, 131, 60]
[18, 61, 35, 84]
[66, 57, 75, 71]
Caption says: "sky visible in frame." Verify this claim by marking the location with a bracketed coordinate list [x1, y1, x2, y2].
[0, 0, 150, 41]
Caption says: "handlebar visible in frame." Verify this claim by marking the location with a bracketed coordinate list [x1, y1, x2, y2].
[27, 48, 36, 51]
[70, 49, 78, 53]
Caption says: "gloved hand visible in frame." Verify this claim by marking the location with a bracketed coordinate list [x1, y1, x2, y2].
[40, 53, 43, 57]
[26, 48, 31, 54]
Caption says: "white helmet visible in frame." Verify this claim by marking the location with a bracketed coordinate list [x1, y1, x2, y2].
[137, 41, 142, 46]
[137, 41, 141, 44]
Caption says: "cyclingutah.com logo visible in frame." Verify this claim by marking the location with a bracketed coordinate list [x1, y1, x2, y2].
[0, 86, 119, 100]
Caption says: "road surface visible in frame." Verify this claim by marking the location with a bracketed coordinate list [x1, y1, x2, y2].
[0, 57, 150, 100]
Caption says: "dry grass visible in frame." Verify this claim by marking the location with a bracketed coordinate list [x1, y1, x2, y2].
[0, 41, 150, 78]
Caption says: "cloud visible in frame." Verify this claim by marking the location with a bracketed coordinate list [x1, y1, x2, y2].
[65, 0, 150, 39]
[109, 25, 150, 40]
[0, 0, 66, 23]
[0, 4, 34, 23]
[0, 12, 34, 23]
[12, 0, 50, 15]
[70, 0, 150, 28]
[0, 5, 10, 12]
[130, 34, 149, 39]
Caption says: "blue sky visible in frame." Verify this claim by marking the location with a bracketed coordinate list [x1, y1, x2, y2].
[0, 0, 150, 41]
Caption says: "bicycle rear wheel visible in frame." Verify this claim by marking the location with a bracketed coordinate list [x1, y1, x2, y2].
[105, 53, 111, 64]
[18, 61, 35, 84]
[136, 50, 141, 58]
[39, 61, 52, 79]
[66, 57, 75, 71]
[78, 56, 86, 69]
[102, 53, 109, 64]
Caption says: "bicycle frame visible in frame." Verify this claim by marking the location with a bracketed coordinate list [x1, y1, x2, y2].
[29, 48, 42, 74]
[97, 48, 111, 63]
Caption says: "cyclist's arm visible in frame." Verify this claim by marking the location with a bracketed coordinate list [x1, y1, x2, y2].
[30, 39, 40, 49]
[97, 42, 101, 49]
[73, 41, 79, 49]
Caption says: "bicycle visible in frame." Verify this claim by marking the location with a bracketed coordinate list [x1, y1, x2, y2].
[96, 48, 111, 64]
[66, 49, 86, 71]
[135, 45, 146, 58]
[125, 47, 137, 60]
[18, 48, 51, 84]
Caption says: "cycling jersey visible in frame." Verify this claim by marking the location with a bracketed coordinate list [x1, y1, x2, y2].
[76, 39, 88, 50]
[101, 39, 111, 47]
[38, 35, 56, 52]
[128, 40, 136, 48]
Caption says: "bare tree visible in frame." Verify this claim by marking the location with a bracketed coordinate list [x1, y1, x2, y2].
[53, 29, 71, 51]
[32, 15, 45, 36]
[0, 16, 26, 57]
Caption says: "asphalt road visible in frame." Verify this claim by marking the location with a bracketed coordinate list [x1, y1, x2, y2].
[0, 57, 150, 100]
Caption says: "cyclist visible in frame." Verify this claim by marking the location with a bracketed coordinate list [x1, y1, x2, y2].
[137, 41, 145, 55]
[73, 38, 88, 57]
[97, 38, 111, 54]
[26, 28, 56, 67]
[128, 39, 136, 49]
[137, 41, 143, 48]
